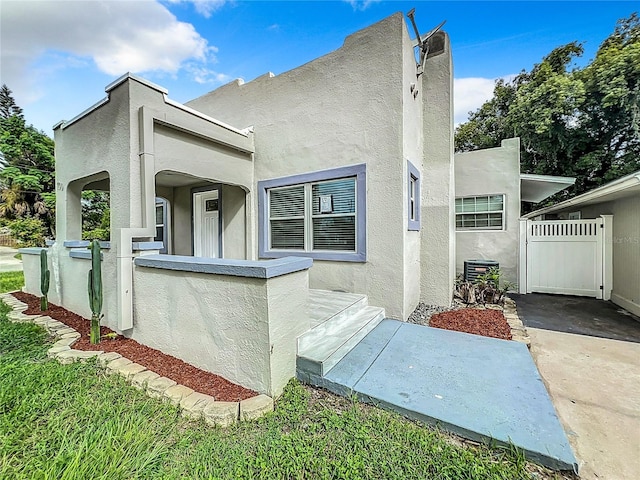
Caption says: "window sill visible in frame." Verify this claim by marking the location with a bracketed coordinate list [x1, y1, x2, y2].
[260, 250, 366, 263]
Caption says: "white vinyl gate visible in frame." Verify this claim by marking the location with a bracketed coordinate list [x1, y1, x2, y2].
[519, 216, 613, 299]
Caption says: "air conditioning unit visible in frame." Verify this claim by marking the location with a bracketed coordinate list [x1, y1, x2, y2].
[464, 260, 499, 282]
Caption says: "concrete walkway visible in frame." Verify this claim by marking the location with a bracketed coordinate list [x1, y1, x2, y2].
[528, 328, 640, 479]
[312, 320, 577, 471]
[0, 246, 23, 273]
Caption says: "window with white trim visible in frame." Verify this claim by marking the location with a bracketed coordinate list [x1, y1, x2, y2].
[407, 161, 420, 231]
[268, 178, 357, 252]
[455, 195, 505, 230]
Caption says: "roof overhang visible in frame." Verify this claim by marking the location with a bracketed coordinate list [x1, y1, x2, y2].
[524, 171, 640, 218]
[520, 174, 576, 203]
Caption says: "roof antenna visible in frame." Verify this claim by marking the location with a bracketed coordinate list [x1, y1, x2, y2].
[406, 8, 446, 77]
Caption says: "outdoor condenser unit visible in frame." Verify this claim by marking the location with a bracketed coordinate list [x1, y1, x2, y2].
[464, 260, 499, 282]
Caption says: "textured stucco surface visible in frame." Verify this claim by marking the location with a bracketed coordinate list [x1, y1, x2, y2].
[187, 13, 454, 318]
[21, 244, 118, 329]
[455, 138, 521, 284]
[420, 33, 456, 307]
[132, 265, 309, 396]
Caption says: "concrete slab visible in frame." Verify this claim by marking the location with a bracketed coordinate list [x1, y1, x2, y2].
[510, 293, 640, 343]
[529, 327, 640, 479]
[325, 320, 577, 471]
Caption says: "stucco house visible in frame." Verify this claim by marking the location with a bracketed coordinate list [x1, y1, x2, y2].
[455, 138, 575, 284]
[20, 13, 457, 396]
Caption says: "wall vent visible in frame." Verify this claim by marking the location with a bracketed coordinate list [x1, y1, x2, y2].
[464, 260, 499, 282]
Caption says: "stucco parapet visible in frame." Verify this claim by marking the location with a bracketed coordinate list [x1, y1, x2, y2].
[134, 254, 313, 279]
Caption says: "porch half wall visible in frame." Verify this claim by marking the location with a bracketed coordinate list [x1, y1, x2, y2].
[19, 247, 312, 397]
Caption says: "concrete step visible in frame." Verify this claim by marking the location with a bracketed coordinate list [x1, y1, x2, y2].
[297, 303, 385, 377]
[308, 289, 368, 328]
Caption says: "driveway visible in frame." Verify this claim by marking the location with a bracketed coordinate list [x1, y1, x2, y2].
[512, 294, 640, 479]
[510, 293, 640, 343]
[0, 246, 23, 273]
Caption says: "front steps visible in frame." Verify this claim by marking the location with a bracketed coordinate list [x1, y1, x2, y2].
[297, 290, 385, 380]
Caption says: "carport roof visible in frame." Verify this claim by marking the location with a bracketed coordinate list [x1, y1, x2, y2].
[520, 174, 576, 203]
[523, 170, 640, 218]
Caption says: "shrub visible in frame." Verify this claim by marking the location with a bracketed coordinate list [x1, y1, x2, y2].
[454, 267, 516, 305]
[7, 217, 46, 247]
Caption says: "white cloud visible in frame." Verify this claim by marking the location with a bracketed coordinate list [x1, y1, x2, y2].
[453, 75, 515, 126]
[0, 0, 222, 103]
[165, 0, 227, 18]
[345, 0, 380, 12]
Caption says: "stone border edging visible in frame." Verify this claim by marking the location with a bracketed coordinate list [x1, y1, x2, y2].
[468, 298, 531, 347]
[0, 292, 274, 426]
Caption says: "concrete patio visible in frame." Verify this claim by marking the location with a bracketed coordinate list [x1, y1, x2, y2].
[299, 318, 578, 471]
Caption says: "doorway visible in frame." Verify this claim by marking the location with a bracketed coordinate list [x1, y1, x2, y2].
[193, 188, 222, 258]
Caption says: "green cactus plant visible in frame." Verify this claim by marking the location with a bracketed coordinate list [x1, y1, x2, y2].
[87, 240, 103, 344]
[40, 249, 50, 311]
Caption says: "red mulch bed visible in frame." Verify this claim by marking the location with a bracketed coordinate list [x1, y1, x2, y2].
[429, 308, 512, 340]
[11, 291, 257, 401]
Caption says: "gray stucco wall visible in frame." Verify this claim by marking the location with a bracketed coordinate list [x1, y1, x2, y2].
[420, 33, 456, 307]
[454, 138, 521, 284]
[551, 196, 640, 316]
[187, 13, 454, 318]
[187, 14, 405, 318]
[131, 265, 309, 396]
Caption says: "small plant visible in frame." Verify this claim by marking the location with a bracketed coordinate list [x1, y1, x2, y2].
[454, 267, 516, 305]
[87, 239, 103, 344]
[39, 249, 50, 311]
[101, 332, 118, 340]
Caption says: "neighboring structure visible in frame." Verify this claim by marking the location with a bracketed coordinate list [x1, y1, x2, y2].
[454, 138, 574, 283]
[523, 171, 640, 316]
[19, 13, 456, 396]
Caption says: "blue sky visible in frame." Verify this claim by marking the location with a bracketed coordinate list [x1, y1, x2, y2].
[1, 0, 637, 135]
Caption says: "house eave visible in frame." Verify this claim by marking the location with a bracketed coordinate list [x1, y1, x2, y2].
[523, 171, 640, 218]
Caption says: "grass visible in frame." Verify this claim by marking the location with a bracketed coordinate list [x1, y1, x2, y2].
[0, 271, 554, 479]
[0, 271, 24, 294]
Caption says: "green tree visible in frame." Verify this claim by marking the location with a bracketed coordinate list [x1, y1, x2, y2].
[455, 13, 640, 201]
[0, 84, 23, 124]
[0, 85, 56, 239]
[82, 190, 110, 241]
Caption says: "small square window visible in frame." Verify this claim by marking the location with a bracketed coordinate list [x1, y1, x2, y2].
[407, 161, 421, 231]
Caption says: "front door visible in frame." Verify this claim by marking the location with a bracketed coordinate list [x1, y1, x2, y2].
[193, 190, 220, 258]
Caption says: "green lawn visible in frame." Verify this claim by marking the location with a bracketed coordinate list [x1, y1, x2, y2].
[0, 277, 556, 479]
[0, 270, 24, 294]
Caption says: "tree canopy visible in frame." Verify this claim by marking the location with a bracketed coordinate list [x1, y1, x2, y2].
[455, 13, 640, 201]
[0, 84, 56, 242]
